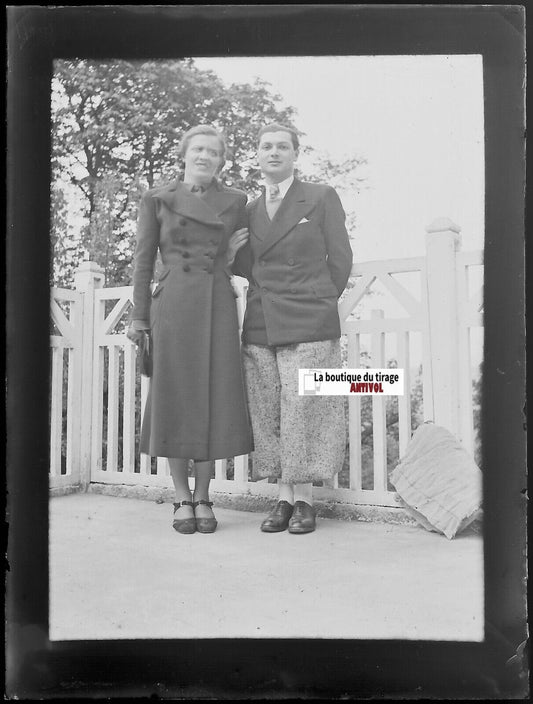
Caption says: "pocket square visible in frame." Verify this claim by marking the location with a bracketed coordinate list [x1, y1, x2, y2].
[298, 217, 310, 224]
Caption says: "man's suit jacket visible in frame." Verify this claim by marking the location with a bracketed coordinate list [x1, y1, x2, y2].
[234, 178, 353, 346]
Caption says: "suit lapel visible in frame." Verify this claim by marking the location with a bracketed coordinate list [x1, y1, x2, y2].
[154, 180, 236, 227]
[257, 179, 315, 256]
[248, 193, 269, 241]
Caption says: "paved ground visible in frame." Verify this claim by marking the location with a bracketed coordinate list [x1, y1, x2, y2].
[49, 493, 484, 642]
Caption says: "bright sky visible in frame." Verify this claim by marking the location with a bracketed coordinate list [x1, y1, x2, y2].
[194, 55, 485, 262]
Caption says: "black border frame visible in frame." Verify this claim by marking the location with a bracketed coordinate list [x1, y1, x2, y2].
[6, 4, 527, 699]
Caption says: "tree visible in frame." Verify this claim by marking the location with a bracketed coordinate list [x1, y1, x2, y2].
[208, 78, 298, 194]
[52, 60, 301, 285]
[302, 149, 368, 239]
[52, 59, 365, 286]
[50, 185, 85, 287]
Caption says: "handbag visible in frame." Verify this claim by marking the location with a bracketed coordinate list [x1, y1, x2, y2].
[137, 330, 152, 377]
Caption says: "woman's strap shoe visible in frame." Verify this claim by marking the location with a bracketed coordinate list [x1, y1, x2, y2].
[288, 501, 316, 534]
[172, 500, 196, 534]
[260, 500, 294, 532]
[193, 500, 218, 534]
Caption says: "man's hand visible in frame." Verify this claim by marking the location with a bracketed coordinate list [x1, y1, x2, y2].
[227, 227, 249, 267]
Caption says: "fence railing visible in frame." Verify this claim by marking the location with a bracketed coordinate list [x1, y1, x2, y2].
[50, 218, 483, 508]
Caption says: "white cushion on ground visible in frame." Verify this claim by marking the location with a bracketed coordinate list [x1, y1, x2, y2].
[390, 423, 482, 539]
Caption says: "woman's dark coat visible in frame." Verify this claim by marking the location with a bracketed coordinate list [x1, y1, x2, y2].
[132, 179, 252, 460]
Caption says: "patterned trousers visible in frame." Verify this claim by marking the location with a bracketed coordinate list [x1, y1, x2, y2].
[242, 339, 346, 484]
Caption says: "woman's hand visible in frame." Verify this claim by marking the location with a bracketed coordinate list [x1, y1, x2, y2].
[127, 322, 150, 344]
[227, 227, 249, 267]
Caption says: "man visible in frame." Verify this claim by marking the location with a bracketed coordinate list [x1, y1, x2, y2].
[232, 123, 353, 534]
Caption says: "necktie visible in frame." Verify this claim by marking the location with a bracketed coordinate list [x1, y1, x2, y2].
[266, 183, 282, 220]
[190, 184, 206, 193]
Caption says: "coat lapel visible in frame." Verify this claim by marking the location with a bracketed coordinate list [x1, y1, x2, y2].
[257, 179, 315, 256]
[154, 180, 237, 227]
[203, 181, 243, 218]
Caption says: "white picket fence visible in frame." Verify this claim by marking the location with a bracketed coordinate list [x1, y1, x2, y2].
[50, 218, 483, 508]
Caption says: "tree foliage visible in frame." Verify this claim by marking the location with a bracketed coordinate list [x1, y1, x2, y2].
[52, 58, 366, 286]
[52, 59, 303, 285]
[50, 185, 85, 287]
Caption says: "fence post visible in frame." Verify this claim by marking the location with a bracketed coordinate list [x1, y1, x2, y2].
[424, 218, 462, 437]
[74, 261, 105, 489]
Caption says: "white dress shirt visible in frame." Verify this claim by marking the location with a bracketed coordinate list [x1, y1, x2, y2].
[263, 174, 295, 200]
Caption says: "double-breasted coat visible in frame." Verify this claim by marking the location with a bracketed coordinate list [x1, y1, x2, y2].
[234, 178, 353, 346]
[132, 179, 253, 460]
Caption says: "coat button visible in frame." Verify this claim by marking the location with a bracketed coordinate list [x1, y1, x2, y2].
[288, 258, 295, 266]
[178, 237, 187, 245]
[182, 251, 190, 258]
[179, 218, 187, 226]
[261, 287, 268, 293]
[290, 287, 297, 294]
[183, 264, 191, 272]
[260, 260, 266, 266]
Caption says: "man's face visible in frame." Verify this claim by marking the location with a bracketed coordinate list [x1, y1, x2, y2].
[257, 131, 298, 183]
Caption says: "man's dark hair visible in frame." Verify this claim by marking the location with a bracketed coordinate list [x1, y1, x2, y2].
[257, 123, 300, 151]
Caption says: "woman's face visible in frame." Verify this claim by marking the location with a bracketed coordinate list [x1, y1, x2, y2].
[183, 134, 223, 184]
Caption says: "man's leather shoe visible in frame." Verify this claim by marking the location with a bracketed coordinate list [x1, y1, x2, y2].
[260, 500, 294, 532]
[288, 501, 316, 534]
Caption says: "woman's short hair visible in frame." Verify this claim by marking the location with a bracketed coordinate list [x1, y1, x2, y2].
[178, 124, 226, 161]
[257, 123, 300, 151]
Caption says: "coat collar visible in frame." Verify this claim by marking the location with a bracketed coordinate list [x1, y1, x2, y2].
[250, 178, 315, 256]
[154, 179, 239, 227]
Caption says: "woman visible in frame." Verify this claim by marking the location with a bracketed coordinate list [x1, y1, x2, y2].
[127, 125, 252, 534]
